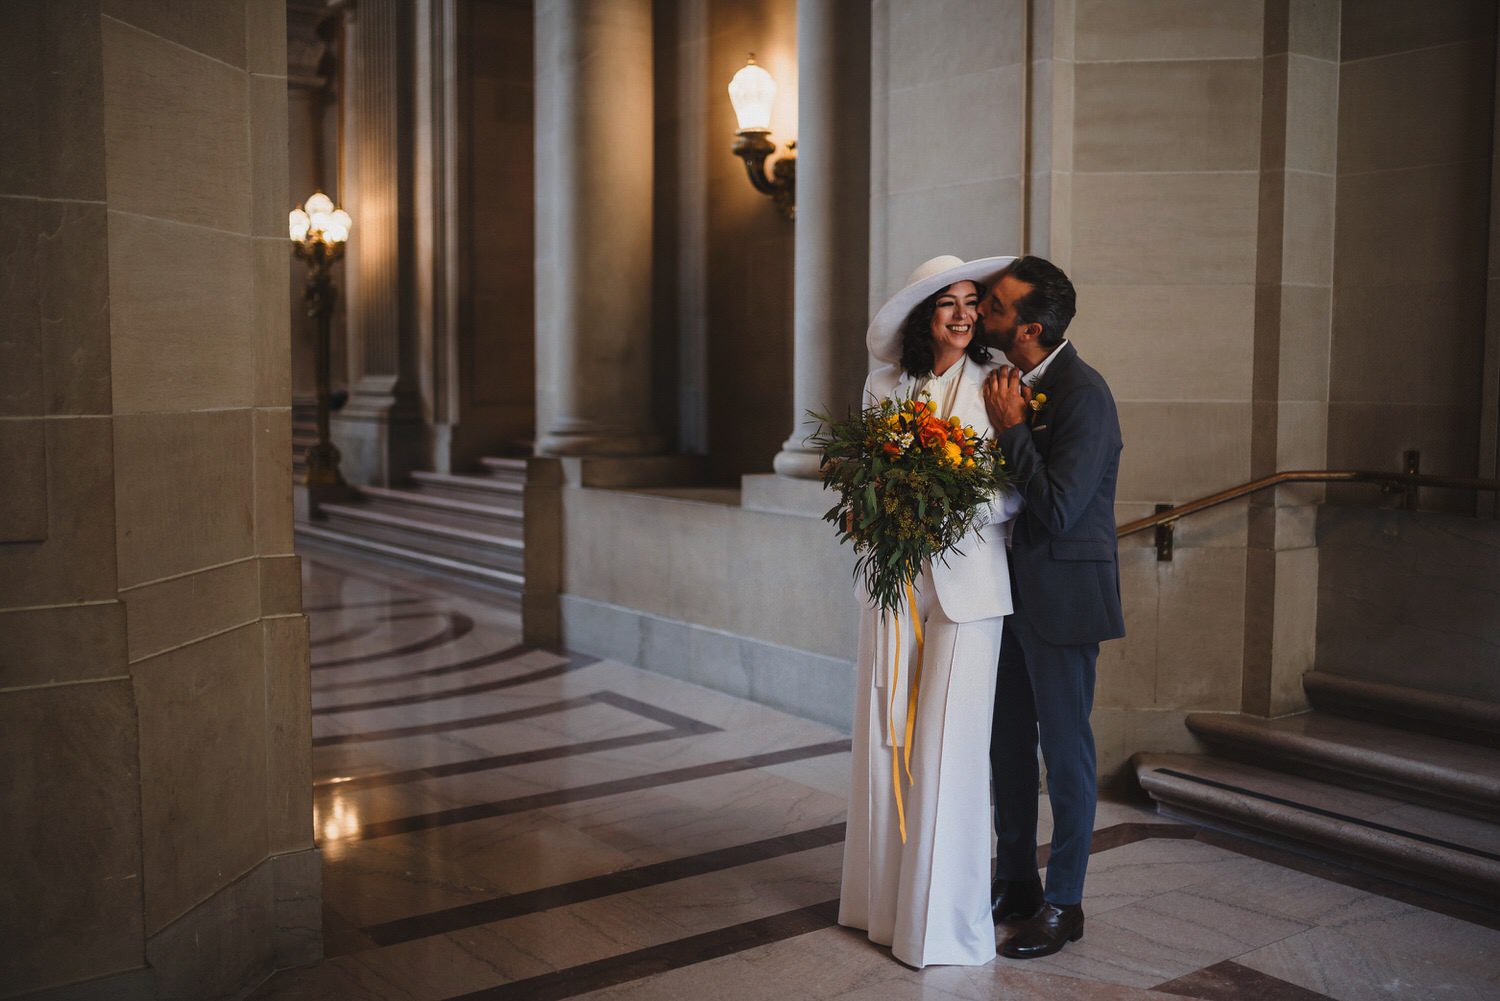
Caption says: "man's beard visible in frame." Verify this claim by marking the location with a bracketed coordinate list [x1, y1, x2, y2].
[981, 316, 1019, 354]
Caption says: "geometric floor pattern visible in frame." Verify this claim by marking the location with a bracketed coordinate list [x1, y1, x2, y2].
[248, 550, 1500, 1001]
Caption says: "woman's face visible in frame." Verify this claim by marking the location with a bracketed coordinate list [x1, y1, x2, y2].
[929, 280, 980, 356]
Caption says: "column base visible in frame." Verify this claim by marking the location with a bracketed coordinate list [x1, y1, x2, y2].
[772, 445, 824, 480]
[536, 427, 667, 458]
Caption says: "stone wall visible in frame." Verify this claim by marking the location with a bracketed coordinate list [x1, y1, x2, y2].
[0, 2, 317, 998]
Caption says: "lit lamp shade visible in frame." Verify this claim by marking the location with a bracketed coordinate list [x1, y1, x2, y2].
[728, 56, 776, 133]
[289, 207, 310, 242]
[323, 209, 352, 244]
[304, 191, 334, 217]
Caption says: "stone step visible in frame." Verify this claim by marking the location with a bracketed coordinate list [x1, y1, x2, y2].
[1303, 671, 1500, 749]
[1186, 711, 1500, 821]
[318, 503, 523, 574]
[355, 484, 522, 523]
[410, 470, 523, 506]
[295, 522, 524, 595]
[357, 495, 523, 541]
[478, 456, 527, 484]
[1134, 753, 1500, 909]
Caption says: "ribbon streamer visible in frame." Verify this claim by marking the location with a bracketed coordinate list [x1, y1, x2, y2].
[887, 577, 926, 843]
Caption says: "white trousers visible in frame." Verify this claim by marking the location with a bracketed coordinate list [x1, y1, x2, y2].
[838, 571, 1005, 968]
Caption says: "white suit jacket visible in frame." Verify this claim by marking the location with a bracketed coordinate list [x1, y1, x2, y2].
[860, 359, 1024, 623]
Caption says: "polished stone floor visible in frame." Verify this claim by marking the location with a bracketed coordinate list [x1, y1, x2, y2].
[249, 550, 1500, 1000]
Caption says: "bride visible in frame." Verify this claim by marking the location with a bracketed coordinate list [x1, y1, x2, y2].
[837, 254, 1023, 968]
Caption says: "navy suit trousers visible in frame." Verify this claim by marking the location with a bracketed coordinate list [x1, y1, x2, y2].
[990, 611, 1099, 905]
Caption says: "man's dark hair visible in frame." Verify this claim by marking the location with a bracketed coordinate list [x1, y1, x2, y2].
[899, 282, 992, 376]
[1002, 256, 1076, 348]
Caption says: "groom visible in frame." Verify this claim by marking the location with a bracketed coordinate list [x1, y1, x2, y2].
[977, 256, 1124, 959]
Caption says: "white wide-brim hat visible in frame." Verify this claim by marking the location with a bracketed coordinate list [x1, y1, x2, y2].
[866, 254, 1017, 364]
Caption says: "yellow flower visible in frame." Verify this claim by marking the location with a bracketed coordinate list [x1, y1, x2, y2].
[942, 441, 963, 466]
[1029, 392, 1048, 413]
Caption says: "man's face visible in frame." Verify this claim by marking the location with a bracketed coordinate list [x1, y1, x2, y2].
[977, 275, 1032, 354]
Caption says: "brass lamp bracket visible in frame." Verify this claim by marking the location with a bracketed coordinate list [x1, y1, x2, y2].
[733, 130, 796, 219]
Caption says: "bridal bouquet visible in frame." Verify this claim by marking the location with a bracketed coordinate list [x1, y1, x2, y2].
[811, 396, 1012, 614]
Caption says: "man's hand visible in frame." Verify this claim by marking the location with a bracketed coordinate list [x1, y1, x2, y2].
[984, 367, 1032, 432]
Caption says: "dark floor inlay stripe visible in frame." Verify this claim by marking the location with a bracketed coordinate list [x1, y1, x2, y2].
[1154, 959, 1334, 1001]
[443, 899, 841, 1001]
[313, 654, 607, 716]
[344, 739, 852, 842]
[311, 611, 475, 669]
[303, 596, 431, 613]
[1158, 767, 1500, 863]
[312, 693, 605, 747]
[310, 609, 456, 648]
[311, 643, 553, 694]
[315, 724, 717, 794]
[363, 823, 848, 946]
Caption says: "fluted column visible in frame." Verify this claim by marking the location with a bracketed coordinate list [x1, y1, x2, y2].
[534, 0, 663, 456]
[772, 0, 871, 478]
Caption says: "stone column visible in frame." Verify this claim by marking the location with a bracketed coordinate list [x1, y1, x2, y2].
[336, 0, 428, 484]
[534, 0, 662, 456]
[772, 0, 871, 479]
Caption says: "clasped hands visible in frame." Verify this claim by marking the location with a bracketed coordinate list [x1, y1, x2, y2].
[982, 367, 1031, 432]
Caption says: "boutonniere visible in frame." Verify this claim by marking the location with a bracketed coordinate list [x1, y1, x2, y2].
[1026, 391, 1050, 426]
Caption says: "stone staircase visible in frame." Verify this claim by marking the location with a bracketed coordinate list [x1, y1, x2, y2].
[1134, 671, 1500, 910]
[295, 456, 527, 600]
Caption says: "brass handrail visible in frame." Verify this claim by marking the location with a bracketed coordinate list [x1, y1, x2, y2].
[1117, 468, 1500, 539]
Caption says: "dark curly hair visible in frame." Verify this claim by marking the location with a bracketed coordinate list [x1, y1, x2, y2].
[899, 281, 992, 377]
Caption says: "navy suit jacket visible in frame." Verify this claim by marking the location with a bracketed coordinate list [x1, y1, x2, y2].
[996, 342, 1126, 646]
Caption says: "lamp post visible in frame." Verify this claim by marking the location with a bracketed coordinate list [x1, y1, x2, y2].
[728, 54, 795, 218]
[289, 192, 351, 487]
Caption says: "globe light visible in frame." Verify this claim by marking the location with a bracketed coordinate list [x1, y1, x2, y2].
[323, 209, 351, 244]
[304, 191, 334, 217]
[727, 55, 776, 133]
[289, 207, 310, 242]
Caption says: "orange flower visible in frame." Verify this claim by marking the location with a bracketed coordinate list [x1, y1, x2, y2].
[916, 417, 949, 449]
[882, 441, 902, 456]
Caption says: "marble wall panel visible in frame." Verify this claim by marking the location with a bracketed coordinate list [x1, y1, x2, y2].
[1095, 547, 1161, 710]
[121, 558, 260, 663]
[1279, 170, 1335, 287]
[144, 860, 273, 1001]
[1330, 279, 1485, 406]
[1316, 505, 1500, 701]
[270, 847, 322, 968]
[1154, 547, 1248, 710]
[249, 74, 289, 239]
[101, 16, 250, 233]
[1337, 40, 1493, 175]
[1115, 402, 1253, 503]
[259, 554, 303, 616]
[246, 0, 287, 76]
[0, 418, 48, 542]
[263, 615, 312, 854]
[0, 680, 144, 995]
[1269, 545, 1318, 714]
[1070, 172, 1259, 286]
[1285, 54, 1338, 174]
[102, 0, 247, 70]
[1327, 401, 1479, 486]
[886, 64, 1025, 194]
[1288, 0, 1340, 60]
[0, 197, 46, 417]
[0, 0, 106, 202]
[1339, 0, 1496, 62]
[1068, 284, 1255, 401]
[1332, 162, 1490, 288]
[1074, 0, 1265, 61]
[253, 238, 292, 408]
[880, 178, 1025, 293]
[113, 409, 256, 589]
[1073, 59, 1262, 173]
[885, 0, 1024, 89]
[0, 602, 128, 690]
[0, 417, 118, 607]
[255, 407, 294, 555]
[1276, 401, 1329, 469]
[107, 213, 255, 414]
[133, 623, 268, 934]
[1275, 284, 1332, 402]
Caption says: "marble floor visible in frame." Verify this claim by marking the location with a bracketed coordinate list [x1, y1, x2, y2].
[249, 549, 1500, 1001]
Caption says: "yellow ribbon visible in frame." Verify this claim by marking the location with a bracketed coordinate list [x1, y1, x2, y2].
[887, 579, 926, 843]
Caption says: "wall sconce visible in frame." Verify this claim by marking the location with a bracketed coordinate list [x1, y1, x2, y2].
[728, 54, 795, 219]
[289, 191, 352, 488]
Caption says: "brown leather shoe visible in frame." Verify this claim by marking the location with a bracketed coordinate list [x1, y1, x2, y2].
[999, 902, 1084, 959]
[990, 875, 1044, 923]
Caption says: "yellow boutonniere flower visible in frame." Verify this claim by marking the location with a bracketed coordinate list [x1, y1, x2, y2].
[1029, 391, 1049, 413]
